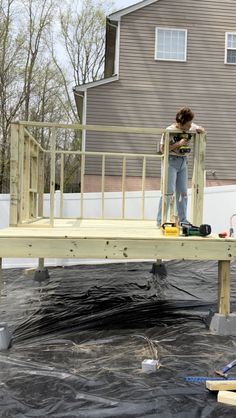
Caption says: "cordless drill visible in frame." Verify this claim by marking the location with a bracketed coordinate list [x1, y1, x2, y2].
[173, 132, 192, 154]
[182, 223, 211, 237]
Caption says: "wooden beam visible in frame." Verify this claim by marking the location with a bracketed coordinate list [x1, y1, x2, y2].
[49, 128, 56, 227]
[38, 150, 44, 217]
[46, 150, 163, 159]
[161, 132, 169, 224]
[19, 121, 166, 135]
[18, 125, 25, 224]
[218, 390, 236, 406]
[80, 154, 85, 218]
[101, 155, 105, 219]
[38, 258, 44, 270]
[0, 236, 234, 260]
[121, 156, 126, 219]
[191, 133, 206, 225]
[10, 123, 19, 226]
[60, 153, 64, 218]
[23, 135, 31, 221]
[141, 156, 146, 220]
[218, 260, 231, 315]
[0, 258, 2, 302]
[207, 380, 236, 391]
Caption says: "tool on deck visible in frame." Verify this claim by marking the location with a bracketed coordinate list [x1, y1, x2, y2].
[181, 223, 211, 237]
[162, 222, 179, 236]
[218, 232, 228, 238]
[184, 376, 236, 383]
[215, 359, 236, 378]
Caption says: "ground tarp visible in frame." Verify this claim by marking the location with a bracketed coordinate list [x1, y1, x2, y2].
[1, 260, 236, 417]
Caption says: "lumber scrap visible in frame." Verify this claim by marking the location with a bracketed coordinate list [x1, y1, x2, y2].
[206, 380, 236, 391]
[217, 390, 236, 406]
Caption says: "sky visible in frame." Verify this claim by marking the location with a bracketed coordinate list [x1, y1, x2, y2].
[113, 0, 141, 11]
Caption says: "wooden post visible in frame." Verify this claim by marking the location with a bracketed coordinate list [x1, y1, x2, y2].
[38, 150, 44, 217]
[10, 123, 19, 226]
[60, 153, 64, 218]
[50, 127, 56, 227]
[191, 133, 206, 225]
[30, 144, 38, 218]
[141, 156, 146, 220]
[121, 156, 126, 219]
[0, 258, 2, 301]
[80, 154, 85, 218]
[38, 258, 44, 270]
[101, 154, 105, 219]
[23, 135, 31, 221]
[18, 125, 25, 223]
[218, 260, 230, 315]
[161, 132, 169, 224]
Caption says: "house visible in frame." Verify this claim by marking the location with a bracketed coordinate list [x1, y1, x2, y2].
[74, 0, 236, 191]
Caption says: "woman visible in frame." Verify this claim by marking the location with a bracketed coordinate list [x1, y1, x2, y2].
[156, 107, 205, 227]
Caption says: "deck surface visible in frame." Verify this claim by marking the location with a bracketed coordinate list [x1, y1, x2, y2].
[0, 218, 235, 260]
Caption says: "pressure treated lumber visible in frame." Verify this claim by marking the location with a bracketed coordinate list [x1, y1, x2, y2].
[218, 260, 231, 315]
[218, 390, 236, 406]
[0, 219, 235, 261]
[206, 380, 236, 391]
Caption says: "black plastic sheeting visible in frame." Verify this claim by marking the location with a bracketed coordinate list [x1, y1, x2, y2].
[1, 260, 236, 417]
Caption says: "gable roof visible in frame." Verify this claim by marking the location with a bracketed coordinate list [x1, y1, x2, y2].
[109, 0, 158, 21]
[74, 75, 118, 92]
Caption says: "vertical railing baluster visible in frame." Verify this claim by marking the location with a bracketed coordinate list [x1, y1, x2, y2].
[60, 153, 64, 218]
[141, 156, 146, 220]
[50, 127, 56, 227]
[121, 156, 126, 219]
[101, 154, 105, 219]
[80, 153, 85, 219]
[38, 149, 44, 218]
[24, 136, 30, 220]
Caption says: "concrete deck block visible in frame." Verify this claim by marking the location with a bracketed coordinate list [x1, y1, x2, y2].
[33, 268, 50, 283]
[209, 313, 236, 336]
[0, 323, 11, 350]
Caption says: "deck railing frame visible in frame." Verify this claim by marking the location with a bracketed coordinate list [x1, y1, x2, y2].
[9, 121, 206, 227]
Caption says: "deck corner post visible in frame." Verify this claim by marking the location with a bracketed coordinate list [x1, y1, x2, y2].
[208, 260, 236, 336]
[10, 123, 20, 226]
[161, 132, 169, 225]
[191, 132, 206, 226]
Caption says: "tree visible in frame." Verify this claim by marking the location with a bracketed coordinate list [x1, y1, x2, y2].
[0, 0, 55, 192]
[0, 0, 114, 192]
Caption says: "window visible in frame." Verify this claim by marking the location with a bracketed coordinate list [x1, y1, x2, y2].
[155, 28, 187, 62]
[225, 32, 236, 64]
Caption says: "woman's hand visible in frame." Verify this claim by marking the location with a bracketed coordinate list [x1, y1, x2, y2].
[196, 126, 205, 133]
[177, 138, 188, 146]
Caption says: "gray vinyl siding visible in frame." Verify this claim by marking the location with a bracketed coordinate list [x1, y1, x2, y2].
[85, 0, 236, 180]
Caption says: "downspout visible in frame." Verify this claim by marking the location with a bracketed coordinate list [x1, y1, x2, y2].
[114, 20, 120, 76]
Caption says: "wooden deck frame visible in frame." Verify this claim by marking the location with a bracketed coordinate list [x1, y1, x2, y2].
[1, 121, 234, 320]
[8, 121, 205, 226]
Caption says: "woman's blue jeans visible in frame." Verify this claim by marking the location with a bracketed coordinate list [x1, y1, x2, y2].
[157, 155, 188, 225]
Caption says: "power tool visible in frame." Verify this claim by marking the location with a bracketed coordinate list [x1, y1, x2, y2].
[172, 132, 192, 154]
[162, 222, 179, 236]
[181, 223, 211, 237]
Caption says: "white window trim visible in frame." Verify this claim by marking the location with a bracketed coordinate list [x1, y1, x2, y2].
[225, 32, 236, 65]
[155, 27, 187, 62]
